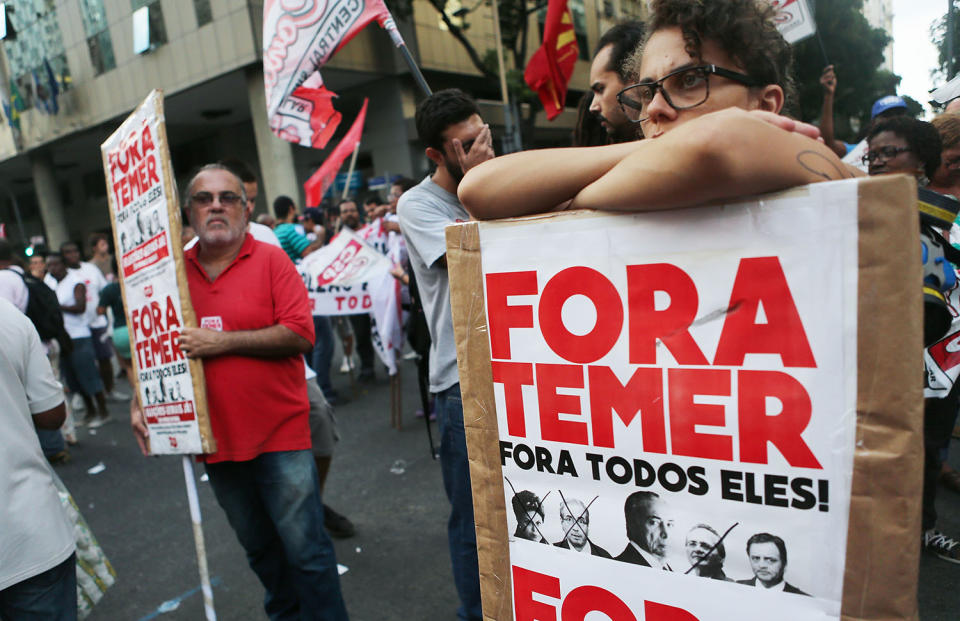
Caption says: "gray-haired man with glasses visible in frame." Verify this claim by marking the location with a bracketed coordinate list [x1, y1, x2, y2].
[553, 497, 612, 557]
[131, 163, 349, 620]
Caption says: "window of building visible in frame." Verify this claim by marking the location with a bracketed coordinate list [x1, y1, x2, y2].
[131, 0, 168, 50]
[2, 1, 72, 109]
[193, 0, 213, 27]
[79, 0, 116, 74]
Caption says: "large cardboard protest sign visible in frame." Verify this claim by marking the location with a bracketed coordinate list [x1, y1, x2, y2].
[100, 90, 215, 455]
[447, 175, 922, 620]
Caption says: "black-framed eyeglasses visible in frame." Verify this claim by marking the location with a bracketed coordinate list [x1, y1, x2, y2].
[617, 65, 761, 123]
[861, 146, 911, 165]
[190, 191, 244, 207]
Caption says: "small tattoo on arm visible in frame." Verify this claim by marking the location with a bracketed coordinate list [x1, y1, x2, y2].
[796, 150, 852, 180]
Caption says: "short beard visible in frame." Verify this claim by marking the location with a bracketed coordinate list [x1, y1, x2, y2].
[443, 157, 464, 184]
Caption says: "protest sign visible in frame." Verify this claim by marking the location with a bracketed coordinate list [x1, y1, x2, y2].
[447, 175, 922, 620]
[298, 228, 402, 373]
[100, 90, 214, 456]
[299, 227, 391, 315]
[769, 0, 817, 45]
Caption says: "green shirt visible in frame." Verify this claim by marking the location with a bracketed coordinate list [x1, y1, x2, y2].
[98, 282, 126, 327]
[274, 222, 309, 262]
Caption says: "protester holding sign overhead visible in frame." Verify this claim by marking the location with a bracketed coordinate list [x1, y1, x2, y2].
[458, 0, 857, 220]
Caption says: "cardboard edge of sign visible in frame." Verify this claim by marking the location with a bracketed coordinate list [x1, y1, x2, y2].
[99, 89, 217, 456]
[445, 174, 923, 621]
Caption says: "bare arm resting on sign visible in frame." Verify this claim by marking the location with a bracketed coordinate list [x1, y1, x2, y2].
[459, 109, 860, 219]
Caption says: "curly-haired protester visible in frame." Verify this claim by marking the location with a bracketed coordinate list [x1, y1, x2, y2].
[865, 116, 941, 182]
[458, 0, 856, 220]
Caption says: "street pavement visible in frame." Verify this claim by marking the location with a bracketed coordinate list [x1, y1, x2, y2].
[54, 356, 960, 620]
[57, 357, 460, 621]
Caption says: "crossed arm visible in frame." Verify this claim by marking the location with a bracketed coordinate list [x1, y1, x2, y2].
[458, 108, 861, 220]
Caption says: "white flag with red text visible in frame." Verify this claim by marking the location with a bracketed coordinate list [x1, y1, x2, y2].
[263, 0, 397, 148]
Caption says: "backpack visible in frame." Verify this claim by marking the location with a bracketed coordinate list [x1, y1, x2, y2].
[6, 268, 72, 352]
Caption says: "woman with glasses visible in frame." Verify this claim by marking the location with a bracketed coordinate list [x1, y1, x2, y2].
[459, 0, 858, 219]
[864, 116, 941, 182]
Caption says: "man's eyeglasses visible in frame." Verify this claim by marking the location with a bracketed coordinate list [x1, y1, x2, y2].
[190, 191, 244, 206]
[617, 65, 760, 124]
[861, 146, 911, 165]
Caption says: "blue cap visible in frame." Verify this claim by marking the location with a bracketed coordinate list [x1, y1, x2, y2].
[871, 95, 908, 119]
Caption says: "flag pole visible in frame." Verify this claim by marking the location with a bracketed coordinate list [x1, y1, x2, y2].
[341, 142, 361, 200]
[182, 456, 217, 621]
[381, 16, 433, 97]
[489, 0, 521, 153]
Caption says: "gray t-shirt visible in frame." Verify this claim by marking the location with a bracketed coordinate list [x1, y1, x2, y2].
[398, 176, 470, 393]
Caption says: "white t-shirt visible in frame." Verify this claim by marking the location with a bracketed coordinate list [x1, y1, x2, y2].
[397, 176, 469, 393]
[183, 222, 282, 251]
[0, 299, 74, 590]
[48, 272, 91, 339]
[70, 261, 108, 330]
[0, 265, 28, 313]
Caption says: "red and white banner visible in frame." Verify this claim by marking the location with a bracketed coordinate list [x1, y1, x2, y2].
[304, 99, 369, 205]
[263, 0, 394, 148]
[102, 91, 209, 455]
[298, 227, 403, 373]
[480, 181, 860, 619]
[768, 0, 817, 45]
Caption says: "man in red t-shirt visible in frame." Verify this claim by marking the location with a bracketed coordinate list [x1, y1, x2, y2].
[130, 163, 348, 620]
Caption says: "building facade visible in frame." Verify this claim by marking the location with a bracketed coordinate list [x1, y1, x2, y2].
[0, 0, 646, 252]
[861, 0, 894, 72]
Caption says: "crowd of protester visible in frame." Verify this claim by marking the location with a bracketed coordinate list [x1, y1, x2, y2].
[4, 0, 960, 618]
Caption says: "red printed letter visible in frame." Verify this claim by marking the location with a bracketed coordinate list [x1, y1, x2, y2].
[713, 257, 816, 367]
[668, 368, 733, 461]
[738, 370, 821, 468]
[492, 361, 534, 437]
[486, 271, 537, 360]
[539, 267, 622, 364]
[536, 364, 588, 445]
[561, 586, 636, 621]
[627, 264, 707, 365]
[644, 601, 701, 621]
[588, 366, 666, 453]
[513, 566, 559, 621]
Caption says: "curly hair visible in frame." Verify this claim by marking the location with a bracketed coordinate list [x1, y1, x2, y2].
[626, 0, 797, 113]
[868, 116, 942, 180]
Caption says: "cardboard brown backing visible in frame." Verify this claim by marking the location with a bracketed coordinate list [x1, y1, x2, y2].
[841, 174, 922, 621]
[446, 221, 513, 620]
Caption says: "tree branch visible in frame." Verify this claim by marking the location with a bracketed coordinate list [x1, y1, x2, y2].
[427, 0, 498, 80]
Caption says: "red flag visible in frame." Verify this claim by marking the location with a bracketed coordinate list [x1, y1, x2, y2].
[304, 99, 369, 206]
[524, 0, 579, 120]
[263, 0, 400, 148]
